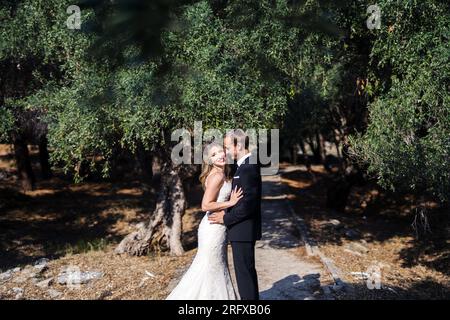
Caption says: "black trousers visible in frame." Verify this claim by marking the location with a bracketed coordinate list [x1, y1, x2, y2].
[230, 241, 259, 300]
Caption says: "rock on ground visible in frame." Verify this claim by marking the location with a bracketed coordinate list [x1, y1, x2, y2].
[57, 270, 104, 285]
[48, 289, 62, 299]
[35, 277, 54, 289]
[11, 287, 24, 299]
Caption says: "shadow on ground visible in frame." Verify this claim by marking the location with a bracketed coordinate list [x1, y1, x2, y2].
[0, 167, 204, 270]
[260, 273, 322, 300]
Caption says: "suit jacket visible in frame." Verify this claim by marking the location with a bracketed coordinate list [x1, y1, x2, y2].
[223, 156, 262, 241]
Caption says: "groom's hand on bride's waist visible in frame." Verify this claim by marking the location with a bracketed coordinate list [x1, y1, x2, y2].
[208, 210, 225, 224]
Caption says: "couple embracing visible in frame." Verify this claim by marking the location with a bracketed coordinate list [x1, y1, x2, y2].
[166, 130, 262, 300]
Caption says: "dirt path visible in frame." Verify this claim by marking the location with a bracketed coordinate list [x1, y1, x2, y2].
[228, 173, 332, 300]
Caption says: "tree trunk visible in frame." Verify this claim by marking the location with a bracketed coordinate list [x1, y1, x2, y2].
[38, 135, 52, 179]
[314, 132, 326, 163]
[326, 177, 352, 212]
[74, 160, 89, 181]
[13, 136, 35, 191]
[291, 144, 298, 165]
[115, 162, 186, 256]
[326, 165, 364, 212]
[307, 137, 320, 164]
[136, 143, 153, 183]
[298, 139, 309, 168]
[299, 139, 316, 182]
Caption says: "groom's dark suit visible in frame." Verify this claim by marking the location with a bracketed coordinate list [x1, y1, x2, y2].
[223, 154, 261, 300]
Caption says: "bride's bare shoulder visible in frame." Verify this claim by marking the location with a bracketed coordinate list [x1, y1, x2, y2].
[205, 171, 225, 189]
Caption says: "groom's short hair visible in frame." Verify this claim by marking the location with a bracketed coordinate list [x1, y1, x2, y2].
[225, 129, 250, 150]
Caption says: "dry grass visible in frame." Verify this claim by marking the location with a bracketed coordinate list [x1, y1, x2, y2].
[0, 248, 196, 300]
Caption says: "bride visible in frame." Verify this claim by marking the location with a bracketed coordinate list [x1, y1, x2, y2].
[166, 142, 243, 300]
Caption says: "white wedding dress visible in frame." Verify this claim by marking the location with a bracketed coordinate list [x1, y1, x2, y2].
[166, 180, 237, 300]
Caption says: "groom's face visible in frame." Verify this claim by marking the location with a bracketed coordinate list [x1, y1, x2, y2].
[224, 136, 238, 161]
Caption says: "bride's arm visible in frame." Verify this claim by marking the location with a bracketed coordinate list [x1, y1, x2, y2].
[201, 173, 242, 212]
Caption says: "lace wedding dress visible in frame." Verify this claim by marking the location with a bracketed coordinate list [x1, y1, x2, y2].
[166, 180, 237, 300]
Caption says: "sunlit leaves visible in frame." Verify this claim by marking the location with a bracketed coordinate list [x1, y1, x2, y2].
[351, 0, 450, 202]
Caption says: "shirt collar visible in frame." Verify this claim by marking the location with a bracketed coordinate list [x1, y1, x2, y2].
[237, 153, 251, 167]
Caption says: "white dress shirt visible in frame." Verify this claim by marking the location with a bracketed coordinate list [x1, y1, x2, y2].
[237, 153, 251, 167]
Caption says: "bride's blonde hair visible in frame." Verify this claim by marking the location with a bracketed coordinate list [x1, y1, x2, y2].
[199, 142, 223, 190]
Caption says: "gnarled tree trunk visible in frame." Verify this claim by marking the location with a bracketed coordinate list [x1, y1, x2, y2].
[115, 162, 185, 256]
[13, 135, 35, 191]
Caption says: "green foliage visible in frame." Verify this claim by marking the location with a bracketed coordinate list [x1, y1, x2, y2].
[277, 0, 449, 202]
[350, 0, 450, 202]
[1, 0, 448, 203]
[0, 0, 96, 139]
[45, 0, 293, 179]
[167, 0, 289, 130]
[0, 107, 14, 142]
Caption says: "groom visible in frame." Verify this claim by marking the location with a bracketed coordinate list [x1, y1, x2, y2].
[209, 130, 262, 300]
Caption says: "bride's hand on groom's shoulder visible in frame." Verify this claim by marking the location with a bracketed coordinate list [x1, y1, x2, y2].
[208, 210, 225, 224]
